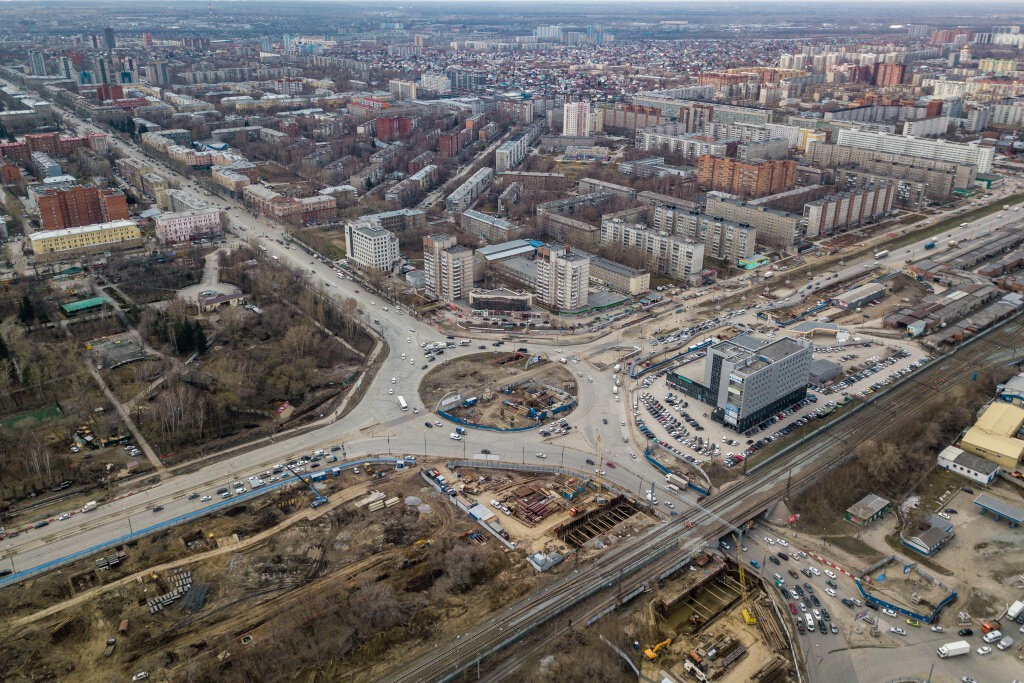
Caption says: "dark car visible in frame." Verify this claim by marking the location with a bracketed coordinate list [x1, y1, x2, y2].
[818, 620, 827, 634]
[34, 521, 49, 529]
[811, 595, 821, 607]
[958, 628, 974, 637]
[778, 551, 789, 560]
[481, 449, 491, 454]
[188, 492, 199, 500]
[421, 365, 428, 370]
[821, 608, 831, 621]
[585, 458, 595, 465]
[962, 488, 974, 494]
[769, 555, 780, 565]
[478, 345, 487, 349]
[825, 579, 838, 588]
[602, 418, 608, 424]
[944, 508, 958, 514]
[331, 445, 341, 452]
[153, 506, 164, 513]
[217, 487, 228, 494]
[0, 569, 11, 578]
[425, 422, 433, 428]
[841, 598, 854, 608]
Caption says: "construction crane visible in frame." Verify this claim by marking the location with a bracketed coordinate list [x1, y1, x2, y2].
[644, 638, 672, 660]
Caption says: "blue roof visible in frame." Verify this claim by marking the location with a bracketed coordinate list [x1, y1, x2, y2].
[973, 493, 1024, 523]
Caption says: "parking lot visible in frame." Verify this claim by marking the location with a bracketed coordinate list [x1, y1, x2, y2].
[730, 526, 1024, 683]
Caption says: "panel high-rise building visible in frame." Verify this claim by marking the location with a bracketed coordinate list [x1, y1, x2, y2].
[536, 244, 589, 311]
[29, 51, 46, 77]
[103, 27, 116, 52]
[563, 101, 593, 136]
[423, 234, 474, 301]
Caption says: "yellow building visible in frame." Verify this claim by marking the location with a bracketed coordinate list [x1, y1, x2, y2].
[960, 402, 1024, 470]
[29, 219, 142, 257]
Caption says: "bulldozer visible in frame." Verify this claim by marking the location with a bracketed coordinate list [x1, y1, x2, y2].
[644, 638, 672, 660]
[412, 539, 432, 550]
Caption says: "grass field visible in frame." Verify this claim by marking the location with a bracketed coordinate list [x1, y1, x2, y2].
[0, 404, 64, 428]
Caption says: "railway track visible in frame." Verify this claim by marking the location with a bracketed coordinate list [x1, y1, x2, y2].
[385, 315, 1024, 683]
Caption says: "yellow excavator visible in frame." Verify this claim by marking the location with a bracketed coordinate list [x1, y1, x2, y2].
[644, 639, 672, 660]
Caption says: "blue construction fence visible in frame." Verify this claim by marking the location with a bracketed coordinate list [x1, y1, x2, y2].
[854, 577, 957, 624]
[0, 457, 409, 590]
[437, 403, 578, 432]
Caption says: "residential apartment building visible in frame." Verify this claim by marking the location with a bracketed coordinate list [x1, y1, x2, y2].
[28, 219, 141, 257]
[652, 206, 757, 263]
[375, 116, 413, 142]
[446, 167, 493, 212]
[804, 141, 976, 189]
[694, 334, 812, 431]
[803, 184, 895, 238]
[563, 102, 597, 136]
[600, 219, 706, 282]
[154, 209, 221, 243]
[461, 209, 521, 242]
[419, 73, 451, 94]
[536, 244, 589, 311]
[356, 208, 426, 233]
[495, 133, 530, 172]
[696, 156, 797, 198]
[834, 128, 995, 173]
[497, 171, 568, 193]
[36, 185, 128, 231]
[388, 79, 418, 100]
[597, 103, 662, 131]
[703, 196, 802, 250]
[344, 222, 399, 271]
[836, 168, 930, 209]
[636, 125, 738, 162]
[423, 234, 474, 301]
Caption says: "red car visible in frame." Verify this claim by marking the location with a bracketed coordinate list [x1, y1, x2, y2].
[605, 461, 616, 468]
[789, 602, 797, 614]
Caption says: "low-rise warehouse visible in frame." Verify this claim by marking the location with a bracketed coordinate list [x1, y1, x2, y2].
[960, 402, 1024, 470]
[832, 282, 886, 310]
[936, 445, 1001, 485]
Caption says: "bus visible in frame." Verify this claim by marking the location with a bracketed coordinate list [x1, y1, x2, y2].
[397, 396, 408, 411]
[873, 250, 889, 260]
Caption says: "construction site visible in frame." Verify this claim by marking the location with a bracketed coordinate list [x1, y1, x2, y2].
[0, 466, 551, 683]
[428, 462, 659, 560]
[628, 551, 797, 683]
[419, 351, 577, 429]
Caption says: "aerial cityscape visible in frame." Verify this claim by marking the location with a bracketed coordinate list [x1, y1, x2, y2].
[2, 1, 1024, 681]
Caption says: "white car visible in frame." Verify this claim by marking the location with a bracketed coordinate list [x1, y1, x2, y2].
[883, 608, 898, 618]
[824, 569, 836, 579]
[976, 646, 991, 655]
[435, 420, 442, 427]
[449, 433, 461, 440]
[388, 388, 394, 395]
[825, 588, 837, 597]
[764, 537, 775, 545]
[536, 452, 546, 458]
[890, 627, 906, 636]
[200, 495, 211, 502]
[58, 512, 71, 521]
[930, 625, 944, 633]
[776, 538, 788, 547]
[809, 567, 821, 576]
[235, 487, 246, 494]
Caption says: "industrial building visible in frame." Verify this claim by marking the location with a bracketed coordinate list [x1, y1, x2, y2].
[587, 256, 650, 295]
[936, 446, 1001, 485]
[831, 282, 887, 310]
[960, 402, 1024, 470]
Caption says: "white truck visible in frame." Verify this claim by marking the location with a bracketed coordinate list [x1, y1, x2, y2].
[1006, 598, 1024, 621]
[81, 500, 98, 512]
[935, 640, 970, 658]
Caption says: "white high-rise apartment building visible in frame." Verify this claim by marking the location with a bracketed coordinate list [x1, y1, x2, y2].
[536, 244, 589, 311]
[344, 222, 399, 271]
[563, 101, 593, 136]
[419, 73, 451, 94]
[835, 128, 995, 173]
